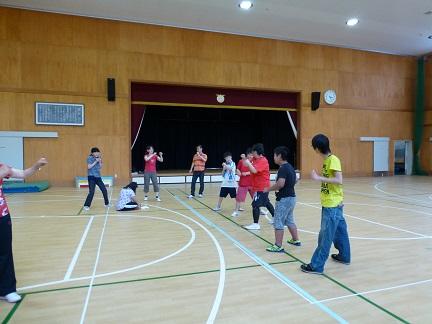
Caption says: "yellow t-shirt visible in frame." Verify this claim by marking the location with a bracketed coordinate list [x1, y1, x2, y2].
[320, 154, 343, 207]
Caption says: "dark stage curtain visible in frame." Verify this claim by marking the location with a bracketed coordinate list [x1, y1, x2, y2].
[131, 106, 297, 172]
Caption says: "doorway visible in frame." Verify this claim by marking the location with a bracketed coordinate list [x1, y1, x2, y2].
[394, 140, 413, 175]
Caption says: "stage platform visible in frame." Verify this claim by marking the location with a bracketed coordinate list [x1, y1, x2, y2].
[131, 169, 299, 185]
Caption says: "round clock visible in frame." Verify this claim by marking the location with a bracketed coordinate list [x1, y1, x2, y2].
[324, 90, 337, 105]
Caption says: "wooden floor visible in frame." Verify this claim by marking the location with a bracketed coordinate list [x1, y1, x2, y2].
[1, 176, 432, 323]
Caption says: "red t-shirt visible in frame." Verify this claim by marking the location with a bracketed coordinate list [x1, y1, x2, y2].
[251, 156, 270, 192]
[237, 159, 252, 187]
[144, 154, 158, 173]
[0, 178, 10, 217]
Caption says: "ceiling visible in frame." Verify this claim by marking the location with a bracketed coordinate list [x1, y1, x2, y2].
[1, 0, 432, 56]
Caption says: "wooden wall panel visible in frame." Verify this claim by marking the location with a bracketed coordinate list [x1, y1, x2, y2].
[0, 7, 419, 183]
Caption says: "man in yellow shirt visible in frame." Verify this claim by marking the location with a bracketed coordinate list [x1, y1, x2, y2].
[301, 134, 351, 274]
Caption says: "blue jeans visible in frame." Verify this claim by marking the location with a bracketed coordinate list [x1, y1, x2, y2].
[310, 205, 351, 273]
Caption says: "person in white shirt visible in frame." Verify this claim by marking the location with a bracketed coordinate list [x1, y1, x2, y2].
[213, 152, 237, 212]
[116, 182, 140, 211]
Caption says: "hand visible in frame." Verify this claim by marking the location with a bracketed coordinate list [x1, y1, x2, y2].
[37, 158, 48, 168]
[263, 187, 270, 193]
[222, 162, 226, 168]
[159, 152, 163, 156]
[189, 169, 193, 174]
[240, 153, 246, 159]
[311, 169, 321, 181]
[0, 164, 12, 178]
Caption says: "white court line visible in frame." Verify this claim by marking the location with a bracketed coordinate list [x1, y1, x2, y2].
[374, 182, 432, 205]
[79, 188, 114, 324]
[158, 193, 226, 324]
[18, 215, 195, 291]
[299, 202, 429, 238]
[64, 216, 95, 280]
[314, 278, 432, 304]
[172, 193, 347, 324]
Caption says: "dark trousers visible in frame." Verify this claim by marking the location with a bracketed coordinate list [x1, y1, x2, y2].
[191, 171, 205, 196]
[252, 191, 275, 223]
[84, 176, 109, 207]
[0, 214, 17, 296]
[119, 202, 139, 211]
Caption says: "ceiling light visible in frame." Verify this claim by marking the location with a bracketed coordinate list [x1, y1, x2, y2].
[346, 18, 359, 27]
[239, 1, 253, 10]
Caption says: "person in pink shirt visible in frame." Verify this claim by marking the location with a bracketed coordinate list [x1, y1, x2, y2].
[144, 145, 163, 201]
[232, 148, 254, 217]
[0, 158, 48, 304]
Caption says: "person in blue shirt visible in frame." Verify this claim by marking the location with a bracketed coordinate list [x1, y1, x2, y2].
[83, 147, 110, 210]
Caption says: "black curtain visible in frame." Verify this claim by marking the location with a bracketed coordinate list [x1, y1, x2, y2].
[131, 106, 297, 172]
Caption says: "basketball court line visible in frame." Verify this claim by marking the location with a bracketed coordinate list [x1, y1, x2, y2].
[176, 189, 409, 323]
[374, 182, 432, 205]
[1, 260, 298, 324]
[167, 189, 348, 324]
[298, 202, 429, 237]
[79, 188, 114, 324]
[64, 216, 95, 280]
[314, 278, 432, 304]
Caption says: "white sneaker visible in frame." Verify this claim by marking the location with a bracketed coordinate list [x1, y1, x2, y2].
[198, 194, 203, 198]
[105, 203, 112, 208]
[260, 209, 268, 216]
[141, 205, 149, 210]
[83, 206, 90, 211]
[0, 292, 22, 303]
[144, 196, 148, 201]
[156, 197, 161, 202]
[213, 207, 221, 211]
[231, 211, 239, 217]
[244, 223, 261, 230]
[238, 208, 245, 212]
[188, 195, 194, 199]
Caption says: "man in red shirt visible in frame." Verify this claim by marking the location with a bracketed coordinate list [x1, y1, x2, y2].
[242, 143, 275, 230]
[0, 158, 48, 304]
[188, 145, 208, 198]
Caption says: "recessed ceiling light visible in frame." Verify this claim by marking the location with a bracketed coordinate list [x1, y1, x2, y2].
[239, 1, 253, 10]
[346, 18, 359, 27]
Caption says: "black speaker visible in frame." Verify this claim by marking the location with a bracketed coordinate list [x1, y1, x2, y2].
[107, 78, 115, 102]
[311, 92, 320, 111]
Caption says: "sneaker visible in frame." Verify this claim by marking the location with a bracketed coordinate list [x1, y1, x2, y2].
[260, 209, 268, 216]
[266, 244, 284, 253]
[188, 194, 195, 199]
[238, 208, 245, 212]
[231, 211, 239, 217]
[243, 223, 261, 230]
[140, 205, 149, 210]
[198, 194, 203, 198]
[83, 206, 90, 211]
[300, 264, 322, 275]
[212, 207, 221, 211]
[105, 203, 112, 208]
[144, 196, 148, 201]
[287, 239, 302, 246]
[156, 197, 161, 202]
[331, 254, 350, 265]
[0, 292, 22, 303]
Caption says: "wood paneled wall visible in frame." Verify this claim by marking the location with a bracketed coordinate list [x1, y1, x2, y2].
[0, 7, 419, 185]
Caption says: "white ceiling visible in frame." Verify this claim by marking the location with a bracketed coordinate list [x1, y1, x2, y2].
[1, 0, 432, 56]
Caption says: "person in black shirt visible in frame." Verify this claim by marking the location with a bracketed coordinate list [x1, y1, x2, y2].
[264, 146, 300, 252]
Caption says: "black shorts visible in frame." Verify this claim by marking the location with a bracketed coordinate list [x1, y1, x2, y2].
[252, 191, 270, 208]
[219, 187, 237, 198]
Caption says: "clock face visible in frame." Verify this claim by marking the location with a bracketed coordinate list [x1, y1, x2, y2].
[324, 90, 336, 105]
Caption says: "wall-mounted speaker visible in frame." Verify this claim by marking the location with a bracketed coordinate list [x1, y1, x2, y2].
[311, 92, 320, 111]
[107, 78, 115, 102]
